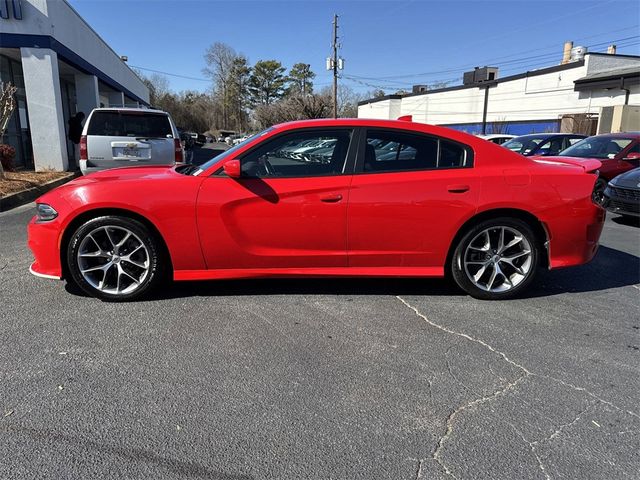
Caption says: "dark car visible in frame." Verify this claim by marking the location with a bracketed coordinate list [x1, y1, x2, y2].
[552, 133, 640, 203]
[502, 133, 586, 157]
[603, 167, 640, 219]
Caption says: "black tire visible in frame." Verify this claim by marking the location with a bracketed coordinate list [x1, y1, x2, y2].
[66, 216, 164, 301]
[592, 178, 608, 206]
[451, 217, 539, 300]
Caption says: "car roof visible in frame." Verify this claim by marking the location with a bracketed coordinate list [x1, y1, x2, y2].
[91, 107, 169, 115]
[270, 118, 495, 147]
[510, 133, 583, 140]
[590, 132, 640, 138]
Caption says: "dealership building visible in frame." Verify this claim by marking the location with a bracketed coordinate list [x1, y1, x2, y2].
[0, 0, 150, 171]
[357, 47, 640, 136]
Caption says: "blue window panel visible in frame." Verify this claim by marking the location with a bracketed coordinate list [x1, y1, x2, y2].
[0, 0, 9, 19]
[11, 0, 22, 20]
[444, 121, 559, 136]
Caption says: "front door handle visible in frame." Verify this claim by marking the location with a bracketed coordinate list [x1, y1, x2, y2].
[320, 194, 343, 203]
[447, 184, 470, 193]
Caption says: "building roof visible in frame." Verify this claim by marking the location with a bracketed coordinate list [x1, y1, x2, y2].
[575, 64, 640, 84]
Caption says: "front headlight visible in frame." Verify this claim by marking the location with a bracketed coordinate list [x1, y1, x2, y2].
[36, 203, 58, 222]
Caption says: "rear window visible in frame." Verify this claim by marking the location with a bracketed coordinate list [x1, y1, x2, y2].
[87, 111, 173, 138]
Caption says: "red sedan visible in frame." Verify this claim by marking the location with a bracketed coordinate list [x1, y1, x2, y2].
[542, 132, 640, 204]
[28, 119, 605, 301]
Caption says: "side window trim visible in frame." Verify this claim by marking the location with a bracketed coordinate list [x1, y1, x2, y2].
[355, 128, 474, 175]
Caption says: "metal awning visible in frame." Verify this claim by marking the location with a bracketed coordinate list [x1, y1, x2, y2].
[574, 66, 640, 91]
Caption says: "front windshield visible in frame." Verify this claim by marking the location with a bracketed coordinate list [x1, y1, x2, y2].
[559, 136, 633, 159]
[502, 137, 546, 155]
[191, 128, 274, 175]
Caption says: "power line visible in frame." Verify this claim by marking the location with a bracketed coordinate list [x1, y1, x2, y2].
[129, 65, 210, 82]
[349, 32, 639, 81]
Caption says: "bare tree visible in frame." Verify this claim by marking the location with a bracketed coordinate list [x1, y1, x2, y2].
[253, 93, 332, 130]
[487, 116, 510, 134]
[0, 82, 18, 179]
[203, 42, 247, 129]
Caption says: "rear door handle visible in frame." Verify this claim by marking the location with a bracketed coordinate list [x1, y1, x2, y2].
[320, 194, 343, 203]
[447, 184, 470, 193]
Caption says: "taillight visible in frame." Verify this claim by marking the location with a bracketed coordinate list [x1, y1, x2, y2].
[79, 135, 87, 160]
[174, 138, 183, 163]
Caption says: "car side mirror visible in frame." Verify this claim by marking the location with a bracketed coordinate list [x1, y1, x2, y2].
[223, 159, 241, 178]
[623, 152, 640, 161]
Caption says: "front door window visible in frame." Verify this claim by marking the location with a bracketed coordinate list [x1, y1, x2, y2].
[240, 129, 352, 178]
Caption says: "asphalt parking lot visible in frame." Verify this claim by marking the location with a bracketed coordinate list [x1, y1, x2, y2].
[1, 202, 639, 479]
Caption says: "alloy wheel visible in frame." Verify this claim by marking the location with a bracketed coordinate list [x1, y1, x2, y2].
[463, 226, 533, 293]
[76, 225, 150, 295]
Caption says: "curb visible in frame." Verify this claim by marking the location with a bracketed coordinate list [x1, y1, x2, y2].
[0, 172, 80, 212]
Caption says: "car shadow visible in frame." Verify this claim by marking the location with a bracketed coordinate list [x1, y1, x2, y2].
[611, 214, 640, 228]
[1, 424, 251, 480]
[64, 246, 639, 301]
[149, 245, 638, 301]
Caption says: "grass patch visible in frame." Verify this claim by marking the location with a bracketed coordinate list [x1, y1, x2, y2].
[0, 171, 73, 197]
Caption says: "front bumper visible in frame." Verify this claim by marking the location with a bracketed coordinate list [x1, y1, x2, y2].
[27, 215, 63, 279]
[603, 186, 640, 217]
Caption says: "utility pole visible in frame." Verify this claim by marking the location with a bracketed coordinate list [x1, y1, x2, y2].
[332, 14, 339, 119]
[326, 14, 344, 118]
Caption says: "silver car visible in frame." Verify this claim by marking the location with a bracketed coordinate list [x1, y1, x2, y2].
[79, 107, 183, 175]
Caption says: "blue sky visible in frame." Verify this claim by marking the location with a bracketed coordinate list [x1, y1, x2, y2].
[68, 0, 640, 95]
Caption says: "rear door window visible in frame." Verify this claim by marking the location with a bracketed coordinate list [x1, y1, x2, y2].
[362, 129, 472, 173]
[87, 112, 173, 138]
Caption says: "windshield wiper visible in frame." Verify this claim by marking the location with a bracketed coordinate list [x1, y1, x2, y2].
[135, 136, 170, 141]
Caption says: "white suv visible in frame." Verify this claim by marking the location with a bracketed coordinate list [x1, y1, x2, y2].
[79, 108, 183, 175]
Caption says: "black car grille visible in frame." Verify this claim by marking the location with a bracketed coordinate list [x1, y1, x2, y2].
[609, 186, 640, 201]
[609, 199, 640, 214]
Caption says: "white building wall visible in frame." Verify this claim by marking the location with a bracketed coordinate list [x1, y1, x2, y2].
[357, 99, 399, 120]
[358, 54, 640, 129]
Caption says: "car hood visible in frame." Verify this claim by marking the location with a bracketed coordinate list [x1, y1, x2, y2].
[35, 165, 182, 207]
[530, 155, 601, 173]
[68, 165, 178, 185]
[611, 167, 640, 189]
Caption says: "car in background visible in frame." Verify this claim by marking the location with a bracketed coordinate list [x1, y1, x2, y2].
[29, 118, 604, 302]
[80, 108, 182, 175]
[477, 134, 516, 145]
[194, 133, 206, 146]
[551, 132, 640, 203]
[603, 167, 640, 219]
[502, 133, 586, 157]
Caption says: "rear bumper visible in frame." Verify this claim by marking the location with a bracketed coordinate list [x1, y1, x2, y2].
[545, 202, 605, 269]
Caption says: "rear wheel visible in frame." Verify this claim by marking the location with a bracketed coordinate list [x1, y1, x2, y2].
[451, 218, 539, 300]
[66, 216, 164, 301]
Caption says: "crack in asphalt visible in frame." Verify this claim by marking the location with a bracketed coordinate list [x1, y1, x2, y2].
[395, 295, 640, 479]
[533, 405, 593, 446]
[507, 422, 551, 480]
[414, 459, 424, 479]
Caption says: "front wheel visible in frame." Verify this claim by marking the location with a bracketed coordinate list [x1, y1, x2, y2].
[451, 218, 539, 300]
[592, 178, 608, 206]
[66, 216, 164, 301]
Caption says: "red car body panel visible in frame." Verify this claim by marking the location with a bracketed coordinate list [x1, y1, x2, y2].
[536, 133, 640, 182]
[196, 175, 350, 269]
[27, 119, 605, 283]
